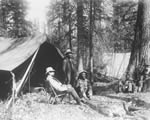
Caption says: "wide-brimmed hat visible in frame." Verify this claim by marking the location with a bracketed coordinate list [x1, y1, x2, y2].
[65, 49, 73, 55]
[79, 70, 88, 75]
[46, 67, 55, 74]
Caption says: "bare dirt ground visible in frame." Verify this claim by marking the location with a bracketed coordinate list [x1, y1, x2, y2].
[0, 91, 150, 120]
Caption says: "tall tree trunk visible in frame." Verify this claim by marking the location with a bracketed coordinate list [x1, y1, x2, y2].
[140, 0, 150, 66]
[127, 0, 150, 90]
[69, 11, 72, 50]
[89, 0, 94, 84]
[1, 0, 7, 30]
[58, 21, 61, 41]
[64, 0, 72, 50]
[77, 0, 84, 71]
[87, 0, 95, 96]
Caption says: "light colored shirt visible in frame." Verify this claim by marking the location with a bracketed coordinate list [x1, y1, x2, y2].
[46, 75, 68, 91]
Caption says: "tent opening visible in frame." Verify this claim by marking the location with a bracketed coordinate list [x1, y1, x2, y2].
[0, 42, 65, 99]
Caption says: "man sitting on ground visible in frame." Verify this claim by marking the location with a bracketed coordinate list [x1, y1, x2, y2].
[45, 67, 81, 105]
[76, 70, 91, 101]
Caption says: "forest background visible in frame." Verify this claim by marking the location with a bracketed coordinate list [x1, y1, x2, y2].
[1, 0, 150, 91]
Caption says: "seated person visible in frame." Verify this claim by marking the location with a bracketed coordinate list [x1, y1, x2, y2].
[45, 67, 81, 105]
[142, 65, 150, 91]
[138, 79, 144, 92]
[118, 80, 123, 93]
[76, 70, 91, 100]
[124, 74, 134, 93]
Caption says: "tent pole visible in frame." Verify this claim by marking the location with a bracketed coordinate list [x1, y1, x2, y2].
[6, 48, 39, 109]
[16, 48, 39, 93]
[11, 72, 16, 107]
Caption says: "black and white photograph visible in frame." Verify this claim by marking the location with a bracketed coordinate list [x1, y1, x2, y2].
[0, 0, 150, 120]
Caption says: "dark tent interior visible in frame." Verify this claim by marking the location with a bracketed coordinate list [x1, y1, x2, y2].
[0, 42, 65, 99]
[0, 70, 12, 99]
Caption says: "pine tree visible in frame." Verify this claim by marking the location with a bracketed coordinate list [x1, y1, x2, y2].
[0, 0, 31, 37]
[127, 0, 150, 91]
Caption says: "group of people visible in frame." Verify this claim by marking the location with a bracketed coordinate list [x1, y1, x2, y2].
[118, 73, 134, 93]
[45, 49, 91, 105]
[118, 64, 150, 93]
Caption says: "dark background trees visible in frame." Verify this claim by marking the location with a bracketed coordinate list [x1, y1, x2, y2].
[3, 0, 150, 91]
[46, 0, 138, 78]
[0, 0, 32, 37]
[126, 0, 150, 91]
[0, 0, 138, 70]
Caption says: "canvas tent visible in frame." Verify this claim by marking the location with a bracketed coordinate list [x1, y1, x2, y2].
[0, 33, 65, 99]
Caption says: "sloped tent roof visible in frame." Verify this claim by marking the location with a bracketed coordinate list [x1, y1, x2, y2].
[0, 33, 65, 99]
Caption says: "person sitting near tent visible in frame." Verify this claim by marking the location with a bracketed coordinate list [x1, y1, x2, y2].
[124, 73, 134, 93]
[76, 70, 91, 101]
[63, 49, 76, 87]
[45, 67, 81, 105]
[118, 80, 123, 93]
[142, 65, 150, 91]
[133, 64, 143, 92]
[138, 78, 144, 92]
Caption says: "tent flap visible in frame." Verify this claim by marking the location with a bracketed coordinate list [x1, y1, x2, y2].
[0, 35, 65, 99]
